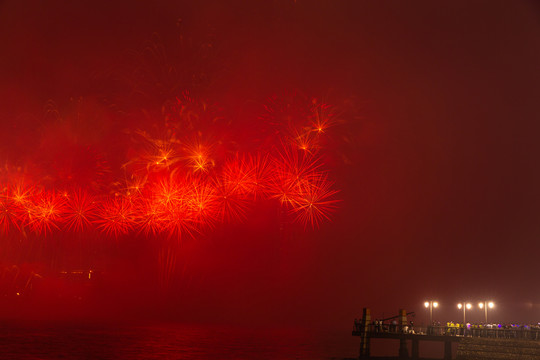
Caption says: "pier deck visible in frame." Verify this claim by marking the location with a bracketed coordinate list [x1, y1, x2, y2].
[353, 308, 540, 359]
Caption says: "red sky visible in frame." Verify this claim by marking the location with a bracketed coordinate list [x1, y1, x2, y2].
[0, 0, 539, 327]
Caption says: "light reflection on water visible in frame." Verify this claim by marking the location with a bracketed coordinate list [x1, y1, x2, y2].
[0, 323, 359, 359]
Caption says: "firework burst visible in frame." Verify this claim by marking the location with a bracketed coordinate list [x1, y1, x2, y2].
[289, 173, 340, 228]
[0, 89, 344, 290]
[26, 191, 66, 235]
[94, 196, 136, 238]
[0, 192, 20, 234]
[64, 189, 98, 232]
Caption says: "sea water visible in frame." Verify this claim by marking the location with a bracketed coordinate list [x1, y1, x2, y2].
[0, 322, 361, 359]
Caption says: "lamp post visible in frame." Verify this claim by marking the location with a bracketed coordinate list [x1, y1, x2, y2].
[424, 300, 438, 325]
[457, 302, 472, 324]
[478, 301, 494, 323]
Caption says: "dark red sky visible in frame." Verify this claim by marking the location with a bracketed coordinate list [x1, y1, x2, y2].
[0, 0, 539, 327]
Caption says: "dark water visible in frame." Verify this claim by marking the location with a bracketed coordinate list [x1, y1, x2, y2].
[0, 322, 360, 359]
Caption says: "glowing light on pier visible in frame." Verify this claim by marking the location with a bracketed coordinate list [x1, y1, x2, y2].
[424, 300, 438, 324]
[478, 301, 495, 323]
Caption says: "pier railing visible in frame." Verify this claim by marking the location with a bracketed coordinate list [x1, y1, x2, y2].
[354, 308, 540, 359]
[353, 322, 540, 341]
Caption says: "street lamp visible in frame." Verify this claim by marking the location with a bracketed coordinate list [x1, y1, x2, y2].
[478, 301, 494, 323]
[457, 302, 472, 324]
[424, 300, 438, 325]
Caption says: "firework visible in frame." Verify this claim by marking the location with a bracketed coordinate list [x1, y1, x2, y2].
[136, 196, 165, 237]
[0, 90, 344, 290]
[0, 191, 19, 234]
[310, 101, 336, 134]
[183, 138, 215, 173]
[185, 177, 219, 228]
[94, 196, 136, 238]
[270, 145, 322, 206]
[63, 189, 98, 232]
[26, 190, 66, 235]
[289, 173, 340, 229]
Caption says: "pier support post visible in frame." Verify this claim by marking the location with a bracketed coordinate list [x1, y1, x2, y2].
[399, 308, 408, 331]
[399, 338, 409, 359]
[359, 308, 371, 359]
[398, 309, 409, 358]
[444, 340, 452, 360]
[411, 339, 419, 360]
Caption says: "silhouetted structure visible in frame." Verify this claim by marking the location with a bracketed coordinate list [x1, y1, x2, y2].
[352, 308, 540, 359]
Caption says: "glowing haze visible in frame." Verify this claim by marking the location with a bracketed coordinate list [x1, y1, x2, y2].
[1, 0, 539, 328]
[0, 2, 349, 321]
[0, 97, 340, 237]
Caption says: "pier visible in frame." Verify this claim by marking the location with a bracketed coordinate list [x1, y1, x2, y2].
[352, 308, 540, 359]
